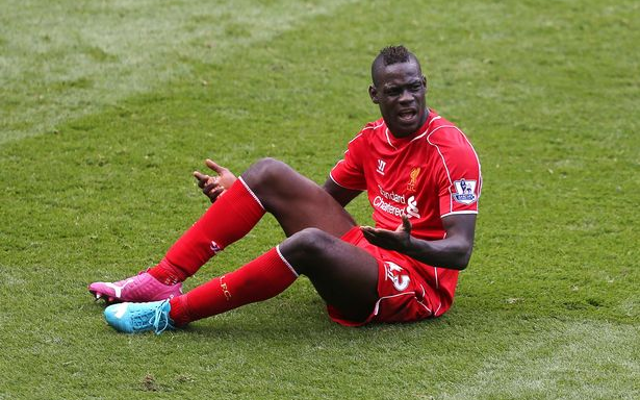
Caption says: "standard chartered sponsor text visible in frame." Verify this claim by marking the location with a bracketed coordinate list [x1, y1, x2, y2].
[378, 184, 406, 204]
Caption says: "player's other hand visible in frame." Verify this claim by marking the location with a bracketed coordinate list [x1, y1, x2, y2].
[193, 159, 237, 203]
[361, 214, 412, 252]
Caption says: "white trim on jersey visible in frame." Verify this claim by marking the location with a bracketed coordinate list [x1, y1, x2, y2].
[432, 276, 443, 316]
[458, 128, 483, 202]
[328, 171, 364, 191]
[416, 300, 433, 315]
[363, 121, 385, 131]
[415, 284, 434, 315]
[410, 116, 442, 143]
[383, 116, 442, 148]
[426, 126, 456, 214]
[441, 210, 479, 218]
[428, 115, 442, 128]
[384, 128, 397, 149]
[426, 124, 482, 215]
[441, 125, 483, 203]
[434, 301, 442, 316]
[347, 133, 363, 144]
[238, 176, 265, 210]
[372, 292, 417, 316]
[276, 245, 299, 277]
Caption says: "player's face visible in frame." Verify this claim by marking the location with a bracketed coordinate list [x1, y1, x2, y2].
[369, 61, 427, 138]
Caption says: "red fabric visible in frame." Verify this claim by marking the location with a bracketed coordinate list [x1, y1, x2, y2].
[327, 226, 450, 327]
[169, 247, 297, 325]
[330, 109, 482, 242]
[150, 179, 265, 282]
[148, 258, 183, 285]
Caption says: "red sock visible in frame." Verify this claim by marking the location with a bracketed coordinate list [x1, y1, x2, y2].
[149, 178, 265, 283]
[169, 246, 297, 325]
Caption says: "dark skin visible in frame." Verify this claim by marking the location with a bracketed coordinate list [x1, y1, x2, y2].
[196, 158, 378, 321]
[369, 57, 428, 138]
[191, 58, 476, 320]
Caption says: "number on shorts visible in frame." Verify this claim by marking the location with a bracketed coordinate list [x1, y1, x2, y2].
[385, 261, 410, 291]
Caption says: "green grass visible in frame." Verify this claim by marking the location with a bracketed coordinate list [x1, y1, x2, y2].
[1, 0, 639, 399]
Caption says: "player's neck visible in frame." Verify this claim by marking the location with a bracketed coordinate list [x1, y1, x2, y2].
[388, 107, 430, 139]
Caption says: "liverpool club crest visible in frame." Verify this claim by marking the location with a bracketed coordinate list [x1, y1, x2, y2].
[407, 167, 421, 192]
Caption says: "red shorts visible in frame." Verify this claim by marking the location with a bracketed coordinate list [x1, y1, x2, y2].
[327, 226, 438, 327]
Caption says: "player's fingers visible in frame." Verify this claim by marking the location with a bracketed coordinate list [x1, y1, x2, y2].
[401, 215, 412, 232]
[204, 180, 220, 193]
[361, 227, 378, 240]
[193, 171, 209, 187]
[208, 187, 225, 202]
[362, 231, 382, 247]
[360, 226, 376, 234]
[205, 159, 226, 174]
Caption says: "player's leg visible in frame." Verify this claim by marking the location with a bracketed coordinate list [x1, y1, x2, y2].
[88, 176, 266, 302]
[103, 244, 298, 334]
[104, 228, 378, 333]
[168, 228, 378, 325]
[91, 158, 356, 303]
[240, 158, 357, 238]
[158, 157, 356, 279]
[280, 228, 379, 321]
[155, 157, 355, 278]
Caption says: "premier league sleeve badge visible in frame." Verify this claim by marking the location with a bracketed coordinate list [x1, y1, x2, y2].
[453, 179, 478, 204]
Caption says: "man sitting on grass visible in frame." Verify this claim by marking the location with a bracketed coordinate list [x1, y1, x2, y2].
[89, 45, 482, 334]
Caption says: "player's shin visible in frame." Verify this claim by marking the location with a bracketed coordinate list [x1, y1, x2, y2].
[149, 178, 266, 284]
[168, 246, 297, 325]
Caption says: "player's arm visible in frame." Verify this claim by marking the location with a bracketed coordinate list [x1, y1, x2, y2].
[361, 214, 476, 270]
[322, 178, 362, 207]
[193, 159, 237, 203]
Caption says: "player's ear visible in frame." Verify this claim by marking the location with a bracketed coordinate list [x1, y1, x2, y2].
[369, 85, 379, 104]
[422, 75, 428, 93]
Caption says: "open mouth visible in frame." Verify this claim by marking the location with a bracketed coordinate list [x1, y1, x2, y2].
[398, 109, 417, 123]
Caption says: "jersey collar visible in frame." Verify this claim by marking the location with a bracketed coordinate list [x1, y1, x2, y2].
[383, 108, 438, 149]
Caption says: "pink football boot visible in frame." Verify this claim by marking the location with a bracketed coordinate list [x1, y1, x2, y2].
[88, 271, 183, 304]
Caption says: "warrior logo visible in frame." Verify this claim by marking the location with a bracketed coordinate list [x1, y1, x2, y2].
[376, 159, 386, 175]
[453, 179, 477, 204]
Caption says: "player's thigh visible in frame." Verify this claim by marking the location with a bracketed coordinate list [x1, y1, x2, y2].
[280, 228, 379, 320]
[242, 158, 356, 237]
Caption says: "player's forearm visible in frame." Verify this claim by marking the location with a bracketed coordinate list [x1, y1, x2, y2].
[400, 236, 473, 270]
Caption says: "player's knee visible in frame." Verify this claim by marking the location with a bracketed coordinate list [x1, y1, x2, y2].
[246, 157, 292, 184]
[281, 228, 335, 274]
[292, 227, 333, 252]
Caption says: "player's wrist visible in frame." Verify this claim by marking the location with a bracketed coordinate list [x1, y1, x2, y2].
[395, 233, 412, 254]
[401, 235, 428, 258]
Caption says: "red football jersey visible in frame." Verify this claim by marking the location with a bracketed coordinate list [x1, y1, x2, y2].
[330, 109, 482, 313]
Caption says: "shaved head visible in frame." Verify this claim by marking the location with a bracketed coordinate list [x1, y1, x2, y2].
[371, 45, 420, 86]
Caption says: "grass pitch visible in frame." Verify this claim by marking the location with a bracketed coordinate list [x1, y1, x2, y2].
[1, 0, 638, 399]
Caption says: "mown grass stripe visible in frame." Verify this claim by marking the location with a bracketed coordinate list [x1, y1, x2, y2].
[0, 0, 361, 145]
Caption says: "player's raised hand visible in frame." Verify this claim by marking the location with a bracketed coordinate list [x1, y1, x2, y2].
[193, 159, 237, 203]
[361, 214, 412, 252]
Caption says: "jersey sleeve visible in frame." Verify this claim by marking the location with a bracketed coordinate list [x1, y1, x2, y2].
[329, 131, 367, 191]
[435, 134, 482, 217]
